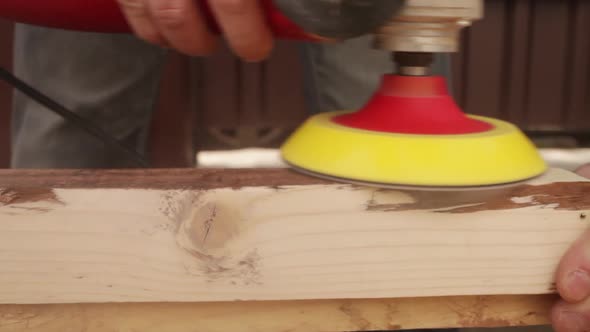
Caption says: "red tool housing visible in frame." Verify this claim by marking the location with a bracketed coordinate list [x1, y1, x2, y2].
[0, 0, 319, 41]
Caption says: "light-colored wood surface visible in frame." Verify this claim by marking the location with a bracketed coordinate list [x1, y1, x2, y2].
[0, 168, 588, 305]
[0, 295, 556, 332]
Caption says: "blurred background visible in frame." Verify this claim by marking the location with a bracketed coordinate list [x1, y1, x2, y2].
[0, 0, 589, 171]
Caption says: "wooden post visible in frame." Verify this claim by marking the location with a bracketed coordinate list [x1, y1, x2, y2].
[0, 20, 13, 168]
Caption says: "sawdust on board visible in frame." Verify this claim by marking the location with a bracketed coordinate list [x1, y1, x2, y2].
[367, 182, 590, 213]
[0, 188, 63, 206]
[0, 188, 63, 214]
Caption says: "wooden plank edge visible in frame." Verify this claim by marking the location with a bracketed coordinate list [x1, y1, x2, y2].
[0, 295, 556, 332]
[0, 168, 328, 189]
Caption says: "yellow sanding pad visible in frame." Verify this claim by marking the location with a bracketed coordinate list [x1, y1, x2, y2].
[280, 112, 547, 189]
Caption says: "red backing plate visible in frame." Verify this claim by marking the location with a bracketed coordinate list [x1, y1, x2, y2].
[333, 75, 493, 135]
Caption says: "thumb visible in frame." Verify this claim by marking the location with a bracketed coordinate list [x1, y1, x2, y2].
[555, 229, 590, 303]
[554, 164, 590, 303]
[575, 164, 590, 179]
[551, 163, 590, 332]
[552, 299, 590, 332]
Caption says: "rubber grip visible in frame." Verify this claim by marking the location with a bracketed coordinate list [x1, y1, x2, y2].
[0, 0, 317, 40]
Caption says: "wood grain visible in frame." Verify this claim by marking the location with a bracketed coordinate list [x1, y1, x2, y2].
[0, 295, 556, 332]
[0, 168, 588, 306]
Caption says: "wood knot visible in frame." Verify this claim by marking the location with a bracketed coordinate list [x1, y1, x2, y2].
[174, 191, 244, 257]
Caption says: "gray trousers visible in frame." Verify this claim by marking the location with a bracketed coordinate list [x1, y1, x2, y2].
[11, 24, 451, 169]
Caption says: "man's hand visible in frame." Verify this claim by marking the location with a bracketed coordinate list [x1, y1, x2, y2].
[552, 164, 590, 332]
[117, 0, 274, 62]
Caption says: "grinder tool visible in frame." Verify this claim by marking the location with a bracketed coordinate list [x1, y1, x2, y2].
[279, 1, 547, 189]
[0, 0, 547, 189]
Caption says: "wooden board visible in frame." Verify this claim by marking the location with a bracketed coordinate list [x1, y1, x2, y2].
[0, 167, 588, 305]
[0, 167, 587, 331]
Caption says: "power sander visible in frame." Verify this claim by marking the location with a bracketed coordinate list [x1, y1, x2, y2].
[0, 0, 547, 189]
